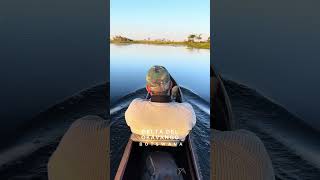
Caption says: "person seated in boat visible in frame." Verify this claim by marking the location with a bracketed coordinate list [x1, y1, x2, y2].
[125, 65, 196, 146]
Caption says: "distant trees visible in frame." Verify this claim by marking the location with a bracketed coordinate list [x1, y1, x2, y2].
[188, 34, 197, 42]
[196, 34, 202, 41]
[188, 34, 205, 42]
[112, 36, 133, 42]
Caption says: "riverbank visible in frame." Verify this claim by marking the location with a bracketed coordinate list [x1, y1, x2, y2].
[111, 40, 210, 49]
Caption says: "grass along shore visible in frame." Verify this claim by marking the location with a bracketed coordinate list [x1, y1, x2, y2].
[111, 39, 210, 49]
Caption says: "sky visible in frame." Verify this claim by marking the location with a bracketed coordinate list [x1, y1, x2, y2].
[110, 0, 210, 41]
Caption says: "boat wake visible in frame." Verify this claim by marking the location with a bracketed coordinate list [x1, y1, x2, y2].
[110, 87, 210, 180]
[0, 84, 108, 179]
[223, 79, 320, 180]
[1, 79, 318, 180]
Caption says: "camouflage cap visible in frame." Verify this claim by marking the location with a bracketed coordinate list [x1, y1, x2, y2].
[146, 65, 171, 93]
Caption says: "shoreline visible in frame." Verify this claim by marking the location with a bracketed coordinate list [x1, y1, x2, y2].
[110, 40, 210, 49]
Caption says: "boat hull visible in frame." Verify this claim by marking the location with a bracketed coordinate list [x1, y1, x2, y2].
[211, 66, 236, 131]
[115, 135, 201, 180]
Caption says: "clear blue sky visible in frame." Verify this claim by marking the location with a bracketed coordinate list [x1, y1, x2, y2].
[110, 0, 210, 41]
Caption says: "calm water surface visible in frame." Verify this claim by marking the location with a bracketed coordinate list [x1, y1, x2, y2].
[0, 0, 106, 145]
[110, 44, 210, 103]
[214, 0, 320, 131]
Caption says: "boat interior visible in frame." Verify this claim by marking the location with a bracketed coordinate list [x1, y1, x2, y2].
[119, 137, 199, 180]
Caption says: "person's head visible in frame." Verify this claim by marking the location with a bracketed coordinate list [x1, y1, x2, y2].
[146, 65, 172, 96]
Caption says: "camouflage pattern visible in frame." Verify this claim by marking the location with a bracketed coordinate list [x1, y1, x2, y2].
[146, 65, 171, 93]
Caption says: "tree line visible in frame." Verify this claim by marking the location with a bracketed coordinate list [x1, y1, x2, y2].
[187, 34, 210, 42]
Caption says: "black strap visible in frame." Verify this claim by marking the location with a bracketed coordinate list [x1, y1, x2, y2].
[150, 95, 171, 103]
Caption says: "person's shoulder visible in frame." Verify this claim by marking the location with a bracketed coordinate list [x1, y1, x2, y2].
[127, 98, 149, 111]
[213, 129, 264, 150]
[171, 102, 196, 121]
[173, 102, 194, 111]
[129, 98, 146, 105]
[212, 129, 274, 179]
[212, 129, 275, 179]
[48, 116, 109, 180]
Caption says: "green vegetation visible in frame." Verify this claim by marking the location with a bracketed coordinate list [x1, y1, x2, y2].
[111, 35, 210, 49]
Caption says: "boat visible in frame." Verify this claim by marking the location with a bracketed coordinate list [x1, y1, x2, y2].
[211, 66, 236, 131]
[115, 135, 200, 180]
[115, 76, 201, 180]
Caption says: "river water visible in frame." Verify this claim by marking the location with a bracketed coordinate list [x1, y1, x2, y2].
[213, 0, 320, 132]
[110, 44, 210, 104]
[110, 44, 211, 179]
[0, 0, 107, 148]
[224, 79, 320, 179]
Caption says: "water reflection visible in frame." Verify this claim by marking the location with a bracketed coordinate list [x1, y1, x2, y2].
[110, 44, 210, 104]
